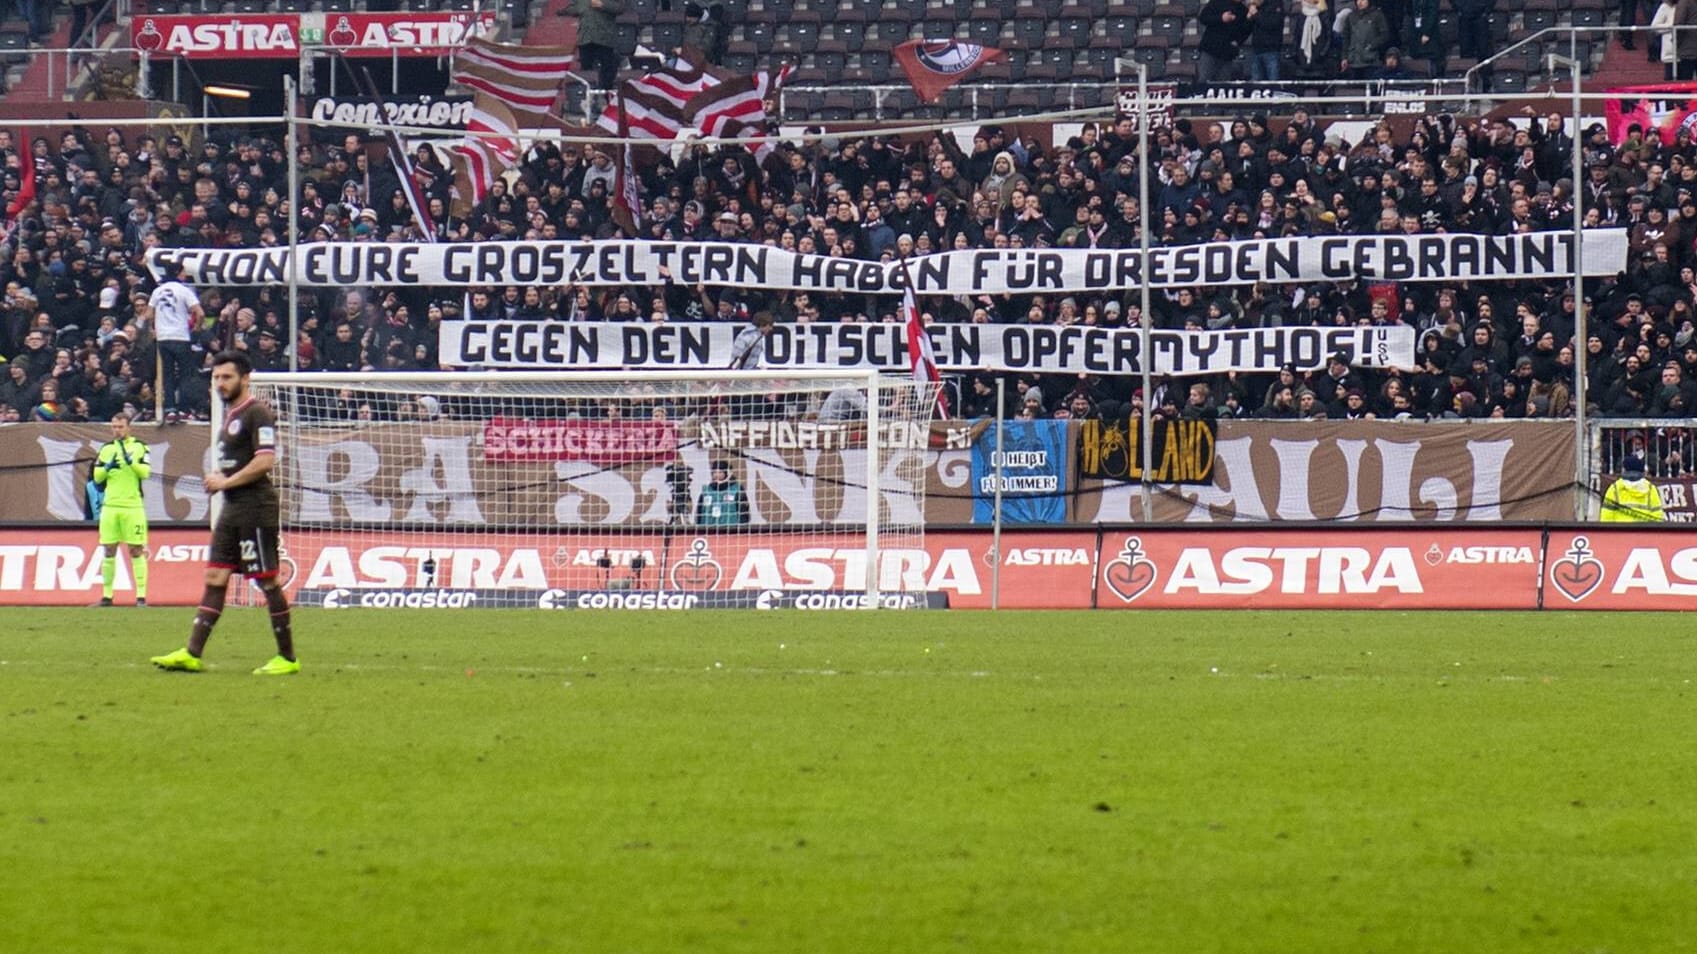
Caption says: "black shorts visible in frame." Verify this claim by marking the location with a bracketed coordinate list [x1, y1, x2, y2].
[209, 521, 281, 578]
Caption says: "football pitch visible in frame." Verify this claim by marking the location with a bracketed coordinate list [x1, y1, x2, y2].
[3, 607, 1694, 953]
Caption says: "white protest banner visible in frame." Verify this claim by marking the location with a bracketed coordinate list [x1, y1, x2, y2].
[439, 321, 1416, 375]
[148, 231, 1630, 293]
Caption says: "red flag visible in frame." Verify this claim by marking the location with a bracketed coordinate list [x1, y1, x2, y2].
[904, 286, 948, 417]
[893, 39, 1004, 104]
[6, 134, 35, 221]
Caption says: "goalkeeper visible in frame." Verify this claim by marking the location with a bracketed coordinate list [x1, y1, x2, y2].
[92, 410, 152, 607]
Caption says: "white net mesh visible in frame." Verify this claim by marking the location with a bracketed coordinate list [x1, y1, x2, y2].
[238, 371, 942, 609]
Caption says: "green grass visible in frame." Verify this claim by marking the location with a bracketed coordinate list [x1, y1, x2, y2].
[3, 608, 1696, 953]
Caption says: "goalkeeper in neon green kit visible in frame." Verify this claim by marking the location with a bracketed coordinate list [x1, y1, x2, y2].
[92, 410, 151, 606]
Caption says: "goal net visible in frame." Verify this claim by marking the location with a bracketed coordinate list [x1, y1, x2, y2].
[222, 370, 943, 610]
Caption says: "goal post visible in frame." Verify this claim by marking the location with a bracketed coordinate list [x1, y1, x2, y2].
[217, 369, 942, 610]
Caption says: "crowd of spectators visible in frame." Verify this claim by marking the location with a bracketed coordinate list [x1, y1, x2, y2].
[3, 101, 1697, 430]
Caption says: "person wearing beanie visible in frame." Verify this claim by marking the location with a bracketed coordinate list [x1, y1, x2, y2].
[1601, 454, 1667, 521]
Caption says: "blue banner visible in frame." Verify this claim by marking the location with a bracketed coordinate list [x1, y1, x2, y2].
[971, 420, 1069, 524]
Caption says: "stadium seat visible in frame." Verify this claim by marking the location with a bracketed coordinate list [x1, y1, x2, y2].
[273, 0, 307, 11]
[866, 21, 909, 47]
[230, 0, 265, 11]
[774, 22, 819, 54]
[887, 0, 925, 22]
[1004, 87, 1042, 112]
[832, 21, 867, 51]
[725, 49, 758, 72]
[862, 48, 891, 72]
[1108, 0, 1156, 15]
[966, 18, 1001, 45]
[1492, 70, 1529, 93]
[1131, 40, 1166, 66]
[615, 23, 639, 55]
[925, 0, 971, 20]
[320, 0, 353, 10]
[1055, 17, 1092, 47]
[743, 20, 775, 52]
[836, 0, 880, 22]
[1522, 9, 1557, 33]
[1009, 14, 1047, 48]
[651, 21, 684, 51]
[1149, 14, 1185, 45]
[1570, 7, 1604, 28]
[783, 90, 824, 118]
[1022, 59, 1065, 82]
[814, 48, 847, 73]
[1103, 13, 1137, 43]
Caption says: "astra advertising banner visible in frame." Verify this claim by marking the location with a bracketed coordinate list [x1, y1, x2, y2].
[130, 11, 496, 59]
[6, 525, 1692, 609]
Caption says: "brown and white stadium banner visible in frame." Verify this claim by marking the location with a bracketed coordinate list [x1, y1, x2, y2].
[146, 231, 1633, 291]
[0, 420, 1576, 527]
[438, 320, 1416, 375]
[1076, 419, 1578, 523]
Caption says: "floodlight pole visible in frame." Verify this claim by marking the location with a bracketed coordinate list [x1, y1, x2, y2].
[285, 74, 300, 373]
[1550, 53, 1587, 519]
[1136, 62, 1154, 523]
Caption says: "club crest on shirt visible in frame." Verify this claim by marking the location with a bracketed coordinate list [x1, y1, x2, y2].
[227, 418, 243, 436]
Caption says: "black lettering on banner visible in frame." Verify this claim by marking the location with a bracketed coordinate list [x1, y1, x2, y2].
[1264, 240, 1300, 281]
[1383, 239, 1414, 281]
[1452, 236, 1478, 276]
[623, 326, 651, 365]
[916, 256, 949, 293]
[1288, 328, 1323, 368]
[1527, 234, 1558, 275]
[1003, 327, 1031, 368]
[1320, 238, 1351, 278]
[1323, 328, 1358, 365]
[443, 246, 472, 283]
[1418, 235, 1447, 277]
[1187, 329, 1221, 366]
[737, 247, 769, 288]
[947, 325, 981, 367]
[1205, 245, 1233, 284]
[1114, 330, 1139, 374]
[1153, 333, 1185, 374]
[460, 325, 487, 363]
[1254, 328, 1285, 368]
[1222, 329, 1250, 367]
[1485, 236, 1515, 276]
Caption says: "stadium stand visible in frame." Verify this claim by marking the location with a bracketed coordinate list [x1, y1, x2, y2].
[0, 2, 1692, 438]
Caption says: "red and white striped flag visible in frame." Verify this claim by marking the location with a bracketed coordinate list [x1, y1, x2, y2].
[595, 58, 722, 141]
[685, 65, 791, 162]
[903, 286, 949, 417]
[451, 36, 574, 126]
[445, 95, 521, 213]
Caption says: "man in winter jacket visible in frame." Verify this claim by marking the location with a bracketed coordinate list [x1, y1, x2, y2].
[1340, 0, 1390, 76]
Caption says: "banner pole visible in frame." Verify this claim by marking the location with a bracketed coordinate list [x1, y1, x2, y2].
[865, 370, 881, 608]
[286, 74, 300, 374]
[992, 375, 1004, 611]
[1137, 62, 1154, 524]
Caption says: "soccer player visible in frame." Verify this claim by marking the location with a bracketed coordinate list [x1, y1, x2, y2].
[151, 351, 298, 675]
[92, 410, 151, 607]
